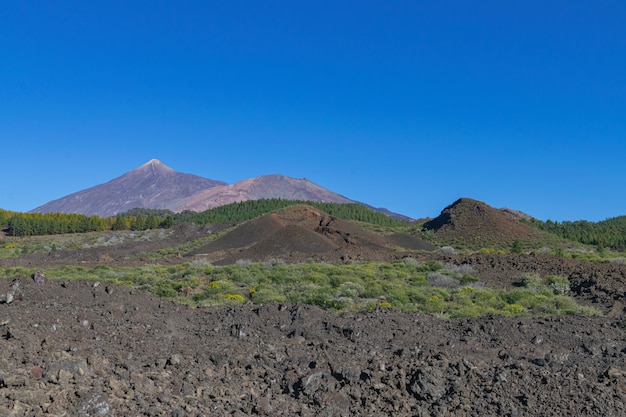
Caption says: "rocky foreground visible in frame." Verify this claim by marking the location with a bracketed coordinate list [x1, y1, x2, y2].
[1, 276, 625, 416]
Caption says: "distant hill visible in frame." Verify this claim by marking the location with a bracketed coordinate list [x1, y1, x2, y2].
[178, 174, 414, 221]
[30, 160, 226, 217]
[188, 204, 434, 265]
[30, 159, 411, 220]
[179, 174, 355, 212]
[423, 198, 547, 247]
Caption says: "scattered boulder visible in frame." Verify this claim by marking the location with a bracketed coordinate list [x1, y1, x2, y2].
[32, 270, 47, 284]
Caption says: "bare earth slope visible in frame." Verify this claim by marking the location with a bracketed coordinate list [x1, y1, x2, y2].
[1, 276, 625, 416]
[189, 204, 434, 265]
[180, 175, 355, 212]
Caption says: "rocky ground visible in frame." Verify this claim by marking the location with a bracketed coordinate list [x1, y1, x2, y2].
[418, 253, 626, 315]
[1, 272, 626, 416]
[2, 210, 626, 416]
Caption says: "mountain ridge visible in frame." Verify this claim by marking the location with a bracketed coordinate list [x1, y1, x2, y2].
[179, 174, 355, 212]
[30, 159, 412, 220]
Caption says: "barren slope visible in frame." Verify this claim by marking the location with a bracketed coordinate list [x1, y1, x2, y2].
[189, 205, 433, 265]
[180, 175, 355, 212]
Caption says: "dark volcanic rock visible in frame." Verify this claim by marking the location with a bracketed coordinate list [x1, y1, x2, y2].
[32, 270, 47, 284]
[0, 276, 625, 416]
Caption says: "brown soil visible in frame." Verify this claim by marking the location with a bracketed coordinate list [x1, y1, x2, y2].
[2, 205, 626, 415]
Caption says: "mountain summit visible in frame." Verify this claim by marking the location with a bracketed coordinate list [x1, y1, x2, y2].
[30, 160, 226, 217]
[138, 158, 175, 175]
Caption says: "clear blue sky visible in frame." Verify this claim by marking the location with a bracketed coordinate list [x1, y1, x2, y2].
[2, 1, 625, 222]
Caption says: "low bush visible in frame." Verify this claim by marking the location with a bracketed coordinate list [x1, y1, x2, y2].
[439, 246, 456, 254]
[427, 272, 460, 288]
[546, 275, 570, 295]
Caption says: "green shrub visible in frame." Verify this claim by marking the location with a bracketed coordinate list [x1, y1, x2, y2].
[423, 294, 445, 313]
[423, 260, 443, 272]
[338, 281, 365, 298]
[154, 282, 177, 298]
[521, 273, 543, 292]
[505, 288, 541, 306]
[386, 287, 411, 306]
[503, 303, 526, 316]
[545, 275, 570, 295]
[251, 287, 286, 304]
[220, 293, 246, 304]
[510, 240, 523, 254]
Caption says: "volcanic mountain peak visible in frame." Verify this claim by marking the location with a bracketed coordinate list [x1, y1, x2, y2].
[30, 160, 226, 217]
[122, 159, 178, 183]
[142, 158, 168, 167]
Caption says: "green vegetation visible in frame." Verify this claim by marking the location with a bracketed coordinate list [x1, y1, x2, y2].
[1, 259, 598, 317]
[0, 209, 174, 237]
[178, 199, 408, 229]
[1, 199, 406, 237]
[510, 239, 523, 254]
[526, 216, 626, 249]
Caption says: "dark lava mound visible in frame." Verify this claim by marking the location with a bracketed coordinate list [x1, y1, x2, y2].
[190, 204, 434, 265]
[423, 198, 545, 246]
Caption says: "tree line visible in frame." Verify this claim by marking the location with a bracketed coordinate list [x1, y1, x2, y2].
[179, 199, 408, 228]
[0, 199, 406, 237]
[0, 210, 174, 237]
[526, 216, 626, 249]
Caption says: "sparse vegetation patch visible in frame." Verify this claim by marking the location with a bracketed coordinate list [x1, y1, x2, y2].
[2, 260, 599, 318]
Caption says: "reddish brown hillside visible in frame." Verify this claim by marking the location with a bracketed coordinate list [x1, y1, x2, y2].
[423, 198, 545, 246]
[180, 175, 355, 212]
[190, 204, 433, 264]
